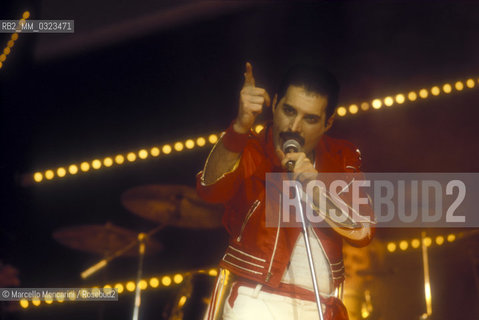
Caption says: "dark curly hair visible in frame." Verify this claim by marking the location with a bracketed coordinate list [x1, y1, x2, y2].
[276, 64, 339, 120]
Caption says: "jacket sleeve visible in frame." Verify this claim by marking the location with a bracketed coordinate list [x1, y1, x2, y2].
[196, 135, 247, 204]
[341, 143, 375, 247]
[196, 164, 243, 204]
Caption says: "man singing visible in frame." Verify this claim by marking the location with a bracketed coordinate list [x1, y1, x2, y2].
[197, 62, 374, 320]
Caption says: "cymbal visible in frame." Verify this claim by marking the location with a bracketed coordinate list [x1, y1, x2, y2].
[121, 185, 223, 229]
[53, 223, 163, 257]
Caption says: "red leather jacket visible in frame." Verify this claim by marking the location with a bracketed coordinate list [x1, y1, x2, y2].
[197, 124, 374, 290]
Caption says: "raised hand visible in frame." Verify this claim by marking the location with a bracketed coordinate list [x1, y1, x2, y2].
[234, 62, 271, 134]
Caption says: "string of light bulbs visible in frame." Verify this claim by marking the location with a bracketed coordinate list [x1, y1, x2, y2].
[27, 76, 478, 185]
[336, 77, 477, 117]
[0, 11, 30, 70]
[385, 232, 459, 253]
[17, 268, 218, 309]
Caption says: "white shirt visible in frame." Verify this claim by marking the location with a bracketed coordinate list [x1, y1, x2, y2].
[280, 226, 333, 295]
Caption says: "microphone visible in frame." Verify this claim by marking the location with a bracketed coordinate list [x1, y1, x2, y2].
[282, 138, 302, 172]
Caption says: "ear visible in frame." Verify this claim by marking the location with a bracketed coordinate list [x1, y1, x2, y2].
[272, 94, 278, 113]
[324, 113, 336, 132]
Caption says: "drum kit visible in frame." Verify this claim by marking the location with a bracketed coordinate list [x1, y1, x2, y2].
[50, 184, 479, 320]
[52, 184, 224, 320]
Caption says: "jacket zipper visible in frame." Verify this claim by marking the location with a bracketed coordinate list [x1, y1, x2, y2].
[236, 200, 261, 242]
[265, 193, 282, 282]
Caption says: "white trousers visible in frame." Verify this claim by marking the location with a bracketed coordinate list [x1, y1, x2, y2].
[222, 285, 326, 320]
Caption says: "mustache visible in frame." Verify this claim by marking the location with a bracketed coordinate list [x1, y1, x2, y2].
[279, 131, 305, 147]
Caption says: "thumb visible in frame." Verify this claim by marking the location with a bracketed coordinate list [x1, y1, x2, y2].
[264, 90, 271, 107]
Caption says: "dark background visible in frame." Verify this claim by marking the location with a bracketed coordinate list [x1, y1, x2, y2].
[1, 1, 478, 319]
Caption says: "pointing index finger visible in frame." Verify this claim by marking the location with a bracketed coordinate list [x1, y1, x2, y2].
[243, 62, 255, 87]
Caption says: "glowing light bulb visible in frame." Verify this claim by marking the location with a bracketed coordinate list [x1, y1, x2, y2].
[45, 170, 54, 180]
[395, 94, 405, 104]
[56, 292, 65, 302]
[360, 102, 369, 111]
[138, 149, 148, 159]
[67, 290, 76, 301]
[173, 274, 183, 284]
[78, 289, 89, 299]
[139, 279, 148, 290]
[196, 137, 206, 147]
[399, 240, 408, 251]
[150, 277, 160, 288]
[91, 288, 101, 298]
[387, 242, 396, 252]
[33, 172, 43, 182]
[69, 164, 78, 175]
[92, 159, 101, 169]
[114, 283, 124, 294]
[348, 104, 358, 114]
[162, 145, 172, 154]
[20, 299, 29, 308]
[150, 147, 160, 157]
[372, 99, 382, 109]
[424, 237, 432, 247]
[208, 134, 218, 144]
[126, 281, 135, 292]
[408, 91, 417, 101]
[442, 84, 452, 94]
[23, 11, 30, 19]
[44, 294, 53, 304]
[11, 33, 18, 41]
[384, 96, 394, 107]
[337, 107, 347, 117]
[32, 297, 41, 306]
[208, 269, 218, 277]
[435, 236, 444, 245]
[103, 157, 113, 167]
[455, 81, 464, 91]
[115, 155, 124, 164]
[161, 276, 172, 286]
[127, 152, 136, 162]
[447, 234, 456, 242]
[80, 162, 90, 172]
[57, 167, 66, 177]
[104, 286, 113, 296]
[185, 139, 195, 149]
[411, 239, 420, 248]
[466, 78, 475, 88]
[431, 86, 440, 96]
[174, 142, 184, 151]
[419, 89, 428, 99]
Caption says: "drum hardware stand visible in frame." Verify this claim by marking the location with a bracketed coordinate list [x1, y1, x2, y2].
[419, 231, 432, 320]
[80, 224, 165, 320]
[166, 274, 194, 320]
[132, 232, 146, 320]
